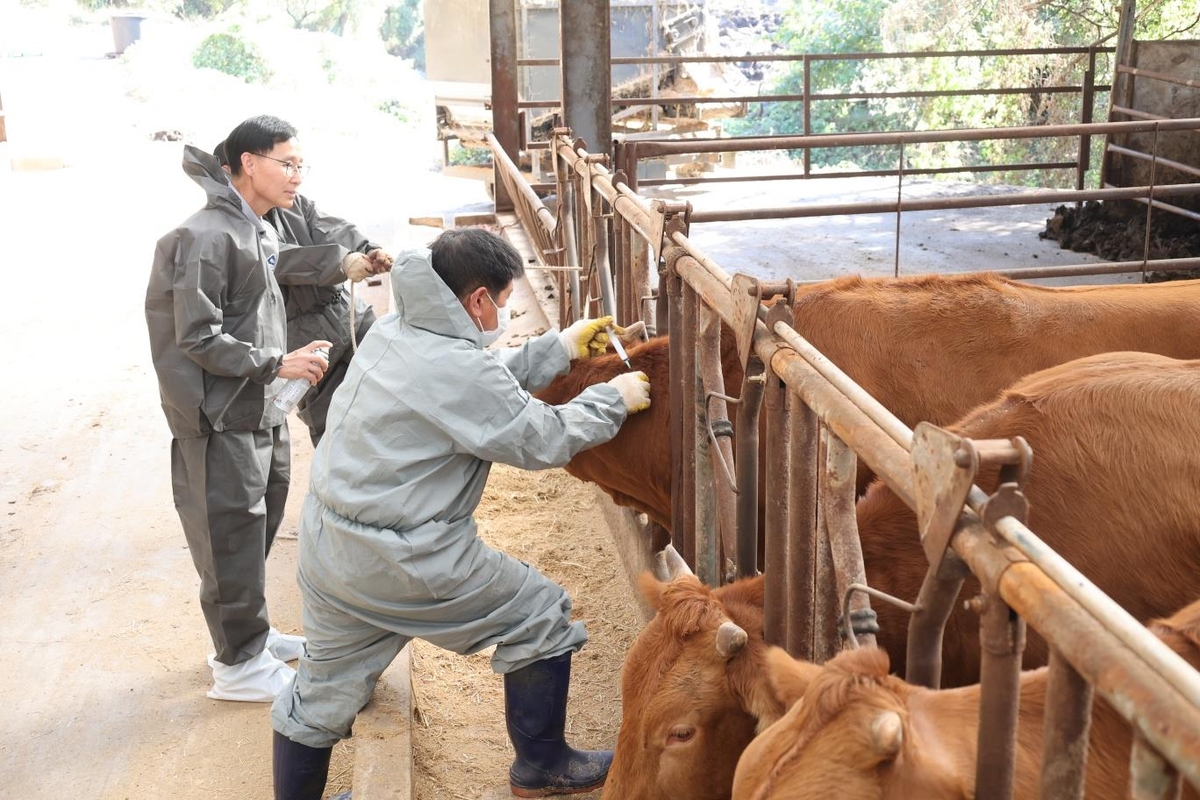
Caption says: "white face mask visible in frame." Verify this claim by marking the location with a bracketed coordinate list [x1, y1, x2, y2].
[476, 291, 509, 346]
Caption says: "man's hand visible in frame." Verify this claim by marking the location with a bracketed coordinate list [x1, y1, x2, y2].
[559, 315, 620, 360]
[367, 249, 394, 274]
[342, 252, 372, 283]
[606, 371, 651, 414]
[278, 340, 332, 384]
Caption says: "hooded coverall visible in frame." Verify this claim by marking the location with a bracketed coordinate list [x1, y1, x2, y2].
[268, 197, 382, 445]
[145, 145, 345, 666]
[271, 250, 628, 749]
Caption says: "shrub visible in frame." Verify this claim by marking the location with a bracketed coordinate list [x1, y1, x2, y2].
[191, 29, 271, 83]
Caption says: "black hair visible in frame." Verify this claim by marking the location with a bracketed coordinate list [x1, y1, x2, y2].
[212, 139, 228, 167]
[430, 228, 525, 300]
[223, 115, 297, 176]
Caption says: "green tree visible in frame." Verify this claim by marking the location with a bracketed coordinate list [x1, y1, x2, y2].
[379, 0, 425, 71]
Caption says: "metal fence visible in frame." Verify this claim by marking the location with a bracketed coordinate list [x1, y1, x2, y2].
[487, 128, 1200, 798]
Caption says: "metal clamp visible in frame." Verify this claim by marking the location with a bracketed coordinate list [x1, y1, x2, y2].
[841, 583, 917, 650]
[704, 391, 741, 494]
[911, 423, 1032, 579]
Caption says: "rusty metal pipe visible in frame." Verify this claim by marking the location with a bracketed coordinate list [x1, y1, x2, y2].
[974, 596, 1026, 800]
[1131, 734, 1184, 800]
[904, 562, 965, 689]
[821, 432, 873, 650]
[686, 182, 1200, 224]
[762, 364, 790, 648]
[984, 501, 1200, 709]
[1040, 649, 1094, 800]
[957, 545, 1200, 792]
[632, 118, 1200, 157]
[736, 358, 765, 579]
[679, 280, 698, 567]
[695, 304, 725, 585]
[786, 398, 819, 659]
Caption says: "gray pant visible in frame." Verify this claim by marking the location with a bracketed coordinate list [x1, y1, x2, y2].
[271, 494, 587, 748]
[171, 424, 290, 665]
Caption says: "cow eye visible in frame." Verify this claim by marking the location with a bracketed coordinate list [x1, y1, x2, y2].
[667, 726, 695, 744]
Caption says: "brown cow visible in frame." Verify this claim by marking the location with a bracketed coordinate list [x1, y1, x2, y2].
[602, 351, 1200, 799]
[601, 567, 783, 800]
[537, 274, 1200, 530]
[730, 599, 1200, 800]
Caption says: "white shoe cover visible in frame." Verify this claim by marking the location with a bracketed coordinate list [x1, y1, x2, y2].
[206, 649, 296, 702]
[266, 626, 307, 662]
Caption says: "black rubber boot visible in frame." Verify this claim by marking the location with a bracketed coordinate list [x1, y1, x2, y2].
[504, 652, 613, 797]
[273, 730, 333, 800]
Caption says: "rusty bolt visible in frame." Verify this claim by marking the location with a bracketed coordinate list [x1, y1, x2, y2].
[954, 446, 973, 468]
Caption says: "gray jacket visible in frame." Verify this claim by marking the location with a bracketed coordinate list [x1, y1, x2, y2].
[308, 249, 627, 535]
[145, 145, 336, 437]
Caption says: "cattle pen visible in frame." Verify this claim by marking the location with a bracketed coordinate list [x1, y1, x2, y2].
[484, 115, 1200, 799]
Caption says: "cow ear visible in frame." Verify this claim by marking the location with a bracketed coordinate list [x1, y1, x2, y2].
[764, 646, 821, 709]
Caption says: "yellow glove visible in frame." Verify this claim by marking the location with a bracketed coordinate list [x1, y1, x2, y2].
[606, 371, 651, 414]
[558, 315, 619, 360]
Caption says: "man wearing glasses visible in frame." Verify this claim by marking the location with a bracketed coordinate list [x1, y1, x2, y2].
[213, 139, 394, 447]
[146, 115, 335, 703]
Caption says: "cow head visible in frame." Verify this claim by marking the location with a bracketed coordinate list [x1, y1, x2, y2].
[603, 548, 781, 800]
[731, 647, 966, 800]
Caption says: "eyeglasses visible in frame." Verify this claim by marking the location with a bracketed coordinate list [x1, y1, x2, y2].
[254, 153, 309, 178]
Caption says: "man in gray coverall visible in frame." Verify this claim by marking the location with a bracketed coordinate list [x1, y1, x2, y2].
[146, 116, 338, 702]
[270, 228, 652, 799]
[213, 139, 395, 446]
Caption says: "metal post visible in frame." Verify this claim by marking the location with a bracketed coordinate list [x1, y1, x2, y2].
[1039, 649, 1094, 800]
[560, 0, 612, 161]
[822, 431, 873, 650]
[736, 357, 765, 579]
[695, 305, 721, 585]
[762, 361, 790, 647]
[677, 278, 698, 566]
[489, 0, 519, 212]
[974, 596, 1026, 800]
[786, 400, 819, 659]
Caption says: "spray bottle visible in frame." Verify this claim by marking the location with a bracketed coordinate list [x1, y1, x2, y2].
[272, 347, 329, 413]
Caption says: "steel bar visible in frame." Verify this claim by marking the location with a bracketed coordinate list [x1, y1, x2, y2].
[634, 161, 1081, 188]
[666, 253, 685, 556]
[786, 397, 819, 659]
[698, 304, 734, 584]
[974, 596, 1025, 800]
[678, 278, 699, 567]
[762, 360, 791, 648]
[986, 507, 1200, 709]
[980, 559, 1200, 794]
[1117, 63, 1200, 90]
[630, 119, 1200, 157]
[1131, 734, 1184, 800]
[687, 182, 1200, 224]
[821, 431, 873, 650]
[488, 0, 519, 212]
[1107, 144, 1200, 179]
[904, 562, 965, 689]
[735, 358, 765, 579]
[1039, 649, 1094, 800]
[559, 0, 611, 160]
[771, 323, 912, 450]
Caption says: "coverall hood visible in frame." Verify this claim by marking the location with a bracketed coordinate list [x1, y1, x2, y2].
[391, 248, 492, 349]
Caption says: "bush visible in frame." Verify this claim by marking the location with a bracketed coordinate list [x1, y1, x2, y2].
[191, 29, 271, 83]
[380, 0, 424, 71]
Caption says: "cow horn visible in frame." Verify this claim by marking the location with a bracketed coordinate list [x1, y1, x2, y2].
[654, 544, 694, 582]
[715, 620, 748, 658]
[869, 710, 903, 759]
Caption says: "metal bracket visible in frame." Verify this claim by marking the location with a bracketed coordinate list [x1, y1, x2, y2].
[911, 423, 1032, 579]
[652, 200, 691, 271]
[731, 273, 761, 371]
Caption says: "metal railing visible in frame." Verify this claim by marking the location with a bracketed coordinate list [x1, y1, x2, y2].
[488, 130, 1200, 798]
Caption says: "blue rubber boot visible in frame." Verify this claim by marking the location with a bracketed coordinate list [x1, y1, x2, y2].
[504, 652, 613, 797]
[273, 730, 332, 800]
